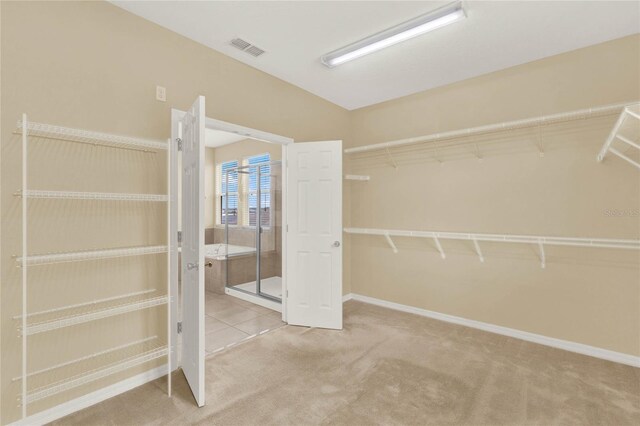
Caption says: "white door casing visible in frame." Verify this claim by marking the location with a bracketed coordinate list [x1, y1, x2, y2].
[179, 96, 205, 407]
[286, 140, 343, 330]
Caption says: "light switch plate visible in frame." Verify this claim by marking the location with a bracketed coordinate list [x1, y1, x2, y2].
[156, 86, 166, 102]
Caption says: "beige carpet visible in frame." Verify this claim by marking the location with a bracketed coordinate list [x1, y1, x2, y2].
[54, 301, 640, 425]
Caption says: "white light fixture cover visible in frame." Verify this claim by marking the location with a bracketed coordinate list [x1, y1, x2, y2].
[321, 1, 466, 68]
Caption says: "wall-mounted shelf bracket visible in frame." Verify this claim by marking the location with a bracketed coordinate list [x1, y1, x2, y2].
[535, 126, 545, 157]
[385, 147, 398, 169]
[472, 238, 485, 263]
[597, 105, 640, 170]
[537, 240, 546, 269]
[384, 232, 398, 254]
[433, 236, 446, 259]
[474, 143, 483, 161]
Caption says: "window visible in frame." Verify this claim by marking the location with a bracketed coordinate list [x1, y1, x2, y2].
[216, 154, 271, 227]
[217, 160, 238, 225]
[245, 153, 271, 227]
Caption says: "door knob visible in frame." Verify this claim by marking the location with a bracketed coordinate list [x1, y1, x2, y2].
[186, 262, 198, 270]
[205, 261, 213, 268]
[332, 241, 341, 248]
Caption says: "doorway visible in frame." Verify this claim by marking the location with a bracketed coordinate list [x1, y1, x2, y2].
[171, 97, 344, 407]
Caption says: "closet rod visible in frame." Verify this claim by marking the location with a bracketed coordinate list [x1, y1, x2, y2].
[24, 346, 168, 404]
[16, 245, 167, 267]
[20, 295, 168, 336]
[15, 120, 167, 152]
[12, 336, 158, 381]
[15, 190, 168, 202]
[345, 101, 639, 154]
[344, 228, 640, 250]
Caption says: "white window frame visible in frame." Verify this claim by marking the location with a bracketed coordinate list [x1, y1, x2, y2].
[243, 153, 272, 229]
[216, 159, 240, 226]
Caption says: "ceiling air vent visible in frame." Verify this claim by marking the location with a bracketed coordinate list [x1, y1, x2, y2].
[230, 38, 265, 58]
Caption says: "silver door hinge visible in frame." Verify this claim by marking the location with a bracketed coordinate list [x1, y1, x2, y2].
[176, 138, 183, 151]
[286, 290, 289, 298]
[177, 231, 182, 244]
[286, 224, 289, 232]
[177, 322, 182, 334]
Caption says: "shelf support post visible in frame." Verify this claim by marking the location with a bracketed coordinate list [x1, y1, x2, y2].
[21, 113, 28, 418]
[384, 232, 398, 254]
[433, 236, 446, 259]
[472, 238, 484, 263]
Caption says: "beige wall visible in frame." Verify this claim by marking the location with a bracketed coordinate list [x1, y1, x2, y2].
[213, 138, 283, 164]
[348, 35, 640, 356]
[0, 1, 350, 423]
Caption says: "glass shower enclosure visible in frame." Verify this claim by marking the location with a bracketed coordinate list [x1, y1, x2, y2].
[222, 159, 282, 303]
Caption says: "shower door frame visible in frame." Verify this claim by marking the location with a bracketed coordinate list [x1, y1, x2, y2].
[204, 117, 293, 319]
[223, 160, 283, 303]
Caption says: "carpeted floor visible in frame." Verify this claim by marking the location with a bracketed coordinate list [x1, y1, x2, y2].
[54, 301, 640, 425]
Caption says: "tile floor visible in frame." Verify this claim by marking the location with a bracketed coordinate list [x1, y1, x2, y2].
[204, 291, 284, 355]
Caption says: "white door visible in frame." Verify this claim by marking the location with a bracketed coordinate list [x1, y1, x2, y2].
[180, 96, 205, 406]
[286, 140, 343, 329]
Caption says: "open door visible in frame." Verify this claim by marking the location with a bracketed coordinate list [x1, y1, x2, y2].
[179, 96, 205, 406]
[286, 140, 343, 329]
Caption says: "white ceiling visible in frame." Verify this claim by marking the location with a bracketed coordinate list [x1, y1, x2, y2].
[205, 128, 245, 148]
[112, 1, 640, 110]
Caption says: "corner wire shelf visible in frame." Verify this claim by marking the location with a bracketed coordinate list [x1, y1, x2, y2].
[19, 295, 168, 336]
[344, 227, 640, 269]
[23, 345, 168, 404]
[344, 101, 639, 167]
[15, 120, 168, 152]
[15, 245, 167, 267]
[15, 190, 168, 202]
[597, 105, 640, 170]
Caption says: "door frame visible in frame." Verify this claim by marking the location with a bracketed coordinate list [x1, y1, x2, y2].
[170, 109, 293, 368]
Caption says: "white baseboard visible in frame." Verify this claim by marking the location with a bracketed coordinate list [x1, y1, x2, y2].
[344, 293, 640, 368]
[9, 365, 168, 426]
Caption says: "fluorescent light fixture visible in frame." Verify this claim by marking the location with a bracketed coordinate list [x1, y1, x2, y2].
[321, 1, 466, 68]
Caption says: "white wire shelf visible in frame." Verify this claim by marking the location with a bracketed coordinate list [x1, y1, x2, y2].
[24, 345, 168, 404]
[15, 120, 167, 152]
[597, 105, 640, 170]
[16, 245, 167, 267]
[345, 174, 370, 181]
[15, 190, 168, 202]
[345, 101, 638, 155]
[13, 289, 156, 319]
[19, 295, 168, 336]
[12, 336, 158, 381]
[344, 227, 640, 268]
